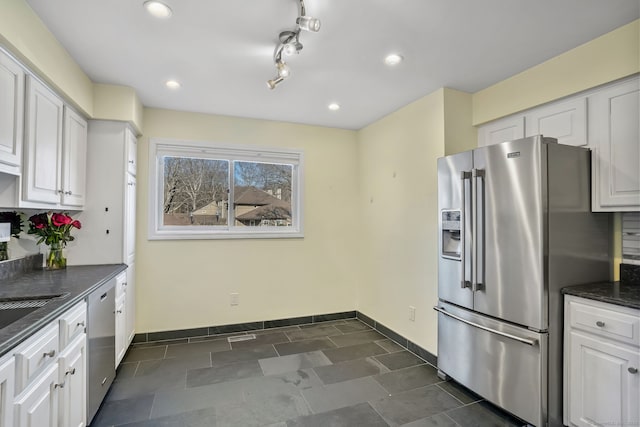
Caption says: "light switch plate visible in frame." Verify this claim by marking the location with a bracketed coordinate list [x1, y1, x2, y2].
[0, 223, 10, 242]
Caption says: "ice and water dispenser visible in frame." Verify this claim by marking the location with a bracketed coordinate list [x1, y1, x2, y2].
[441, 210, 461, 260]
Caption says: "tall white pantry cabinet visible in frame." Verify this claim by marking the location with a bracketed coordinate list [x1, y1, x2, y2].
[69, 120, 137, 355]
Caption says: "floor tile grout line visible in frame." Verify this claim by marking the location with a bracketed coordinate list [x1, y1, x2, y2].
[434, 382, 468, 407]
[442, 411, 464, 427]
[366, 399, 393, 427]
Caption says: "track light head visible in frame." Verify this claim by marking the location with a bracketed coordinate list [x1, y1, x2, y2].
[266, 77, 284, 90]
[276, 61, 291, 78]
[267, 0, 320, 89]
[283, 41, 303, 55]
[297, 16, 321, 32]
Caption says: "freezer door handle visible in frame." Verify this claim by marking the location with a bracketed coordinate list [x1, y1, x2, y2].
[433, 306, 538, 346]
[471, 168, 485, 292]
[460, 171, 472, 289]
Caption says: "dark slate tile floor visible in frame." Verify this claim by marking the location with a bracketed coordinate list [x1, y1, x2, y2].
[91, 319, 527, 427]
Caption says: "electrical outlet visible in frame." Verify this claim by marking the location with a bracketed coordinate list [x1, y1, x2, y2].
[409, 306, 416, 321]
[230, 293, 239, 306]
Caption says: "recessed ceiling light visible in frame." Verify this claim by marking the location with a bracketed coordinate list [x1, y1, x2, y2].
[328, 103, 340, 111]
[144, 1, 172, 19]
[384, 54, 403, 66]
[165, 80, 181, 89]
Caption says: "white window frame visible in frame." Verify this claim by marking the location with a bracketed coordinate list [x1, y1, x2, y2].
[148, 138, 304, 240]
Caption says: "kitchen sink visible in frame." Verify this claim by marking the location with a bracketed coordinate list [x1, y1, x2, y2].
[0, 294, 68, 330]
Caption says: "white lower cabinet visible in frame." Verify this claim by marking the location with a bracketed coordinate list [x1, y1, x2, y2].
[115, 292, 127, 367]
[564, 296, 640, 427]
[7, 301, 88, 427]
[14, 363, 60, 427]
[57, 335, 86, 427]
[0, 355, 14, 427]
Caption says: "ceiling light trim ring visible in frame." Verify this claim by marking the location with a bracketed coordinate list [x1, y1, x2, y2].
[267, 0, 320, 90]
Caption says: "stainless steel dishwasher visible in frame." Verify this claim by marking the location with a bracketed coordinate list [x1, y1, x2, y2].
[87, 277, 116, 424]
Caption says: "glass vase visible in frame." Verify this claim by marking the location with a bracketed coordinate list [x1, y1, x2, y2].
[46, 242, 67, 270]
[0, 241, 8, 261]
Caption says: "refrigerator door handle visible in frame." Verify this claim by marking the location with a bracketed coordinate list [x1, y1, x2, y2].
[433, 306, 538, 346]
[460, 171, 472, 289]
[471, 168, 485, 292]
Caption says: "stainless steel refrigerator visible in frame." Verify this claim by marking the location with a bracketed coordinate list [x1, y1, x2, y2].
[435, 136, 610, 426]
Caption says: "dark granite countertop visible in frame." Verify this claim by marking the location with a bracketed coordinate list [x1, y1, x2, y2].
[0, 263, 127, 357]
[562, 281, 640, 310]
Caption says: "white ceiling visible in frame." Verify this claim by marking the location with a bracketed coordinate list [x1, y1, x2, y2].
[25, 0, 639, 130]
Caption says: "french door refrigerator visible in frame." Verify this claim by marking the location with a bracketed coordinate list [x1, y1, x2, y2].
[435, 136, 610, 427]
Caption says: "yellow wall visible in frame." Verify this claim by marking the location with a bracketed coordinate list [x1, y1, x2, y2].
[0, 0, 144, 129]
[356, 89, 474, 355]
[443, 88, 477, 156]
[0, 0, 94, 117]
[473, 19, 640, 125]
[93, 84, 144, 134]
[136, 109, 360, 333]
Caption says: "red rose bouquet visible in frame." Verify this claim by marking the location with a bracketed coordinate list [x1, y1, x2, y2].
[28, 212, 82, 269]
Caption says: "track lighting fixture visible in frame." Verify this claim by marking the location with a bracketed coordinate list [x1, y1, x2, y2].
[267, 0, 320, 89]
[266, 77, 285, 90]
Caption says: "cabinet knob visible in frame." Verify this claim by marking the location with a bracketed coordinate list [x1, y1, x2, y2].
[57, 189, 64, 194]
[117, 309, 123, 314]
[43, 350, 56, 358]
[595, 321, 605, 327]
[129, 160, 135, 164]
[64, 190, 72, 195]
[54, 382, 65, 389]
[629, 367, 638, 374]
[65, 368, 76, 376]
[77, 321, 85, 327]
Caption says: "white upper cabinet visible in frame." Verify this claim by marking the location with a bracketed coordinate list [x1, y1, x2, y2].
[478, 74, 639, 212]
[589, 77, 640, 211]
[23, 76, 64, 205]
[477, 115, 525, 147]
[126, 128, 137, 176]
[0, 49, 24, 175]
[525, 97, 587, 147]
[22, 75, 88, 209]
[61, 107, 88, 207]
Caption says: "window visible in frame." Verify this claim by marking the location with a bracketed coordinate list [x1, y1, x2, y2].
[149, 139, 303, 239]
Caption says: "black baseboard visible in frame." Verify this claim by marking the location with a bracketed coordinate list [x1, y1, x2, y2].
[133, 309, 437, 366]
[357, 312, 438, 366]
[133, 310, 357, 343]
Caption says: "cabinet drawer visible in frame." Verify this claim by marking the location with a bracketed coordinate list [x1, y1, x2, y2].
[569, 299, 640, 347]
[115, 272, 127, 300]
[14, 322, 59, 393]
[59, 301, 87, 348]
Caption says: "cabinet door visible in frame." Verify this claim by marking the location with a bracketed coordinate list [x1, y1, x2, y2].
[477, 115, 524, 147]
[569, 331, 640, 427]
[126, 128, 137, 176]
[61, 107, 87, 207]
[58, 334, 87, 427]
[23, 76, 64, 205]
[0, 355, 14, 427]
[0, 49, 24, 174]
[115, 294, 127, 367]
[525, 97, 587, 146]
[14, 363, 59, 427]
[590, 78, 640, 211]
[125, 263, 136, 345]
[125, 174, 136, 265]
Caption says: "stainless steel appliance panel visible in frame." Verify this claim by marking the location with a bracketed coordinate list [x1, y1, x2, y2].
[472, 137, 547, 330]
[437, 151, 474, 310]
[87, 278, 116, 424]
[436, 302, 547, 426]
